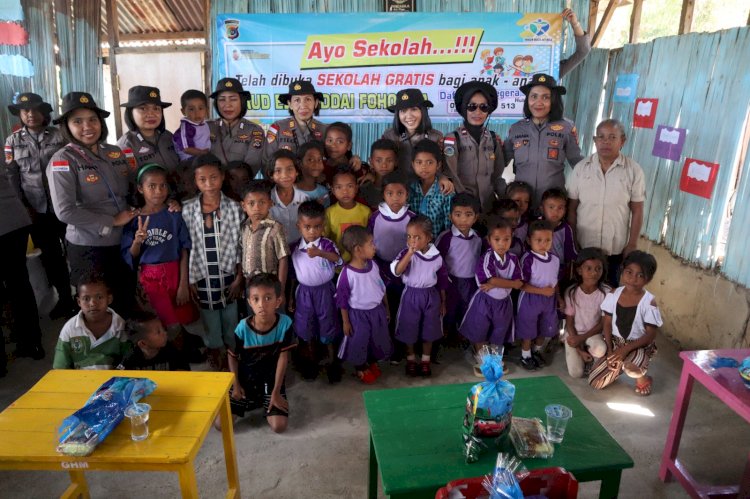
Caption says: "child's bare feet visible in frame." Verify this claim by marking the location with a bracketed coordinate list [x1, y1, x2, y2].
[635, 375, 652, 396]
[577, 349, 593, 363]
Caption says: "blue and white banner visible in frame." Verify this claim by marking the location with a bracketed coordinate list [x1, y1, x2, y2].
[215, 13, 563, 123]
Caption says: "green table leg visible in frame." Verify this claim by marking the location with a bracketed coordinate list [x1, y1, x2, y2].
[599, 469, 623, 498]
[369, 432, 378, 499]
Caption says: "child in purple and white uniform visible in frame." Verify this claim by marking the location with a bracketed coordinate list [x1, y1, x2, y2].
[460, 220, 524, 375]
[368, 172, 415, 279]
[540, 188, 577, 283]
[517, 220, 560, 371]
[336, 226, 392, 384]
[391, 215, 450, 377]
[492, 198, 525, 258]
[435, 193, 482, 335]
[174, 90, 210, 162]
[290, 200, 343, 381]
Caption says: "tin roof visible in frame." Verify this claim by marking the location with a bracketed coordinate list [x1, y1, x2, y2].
[101, 0, 205, 40]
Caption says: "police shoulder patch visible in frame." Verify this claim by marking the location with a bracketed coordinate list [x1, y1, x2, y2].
[51, 160, 70, 172]
[444, 146, 455, 157]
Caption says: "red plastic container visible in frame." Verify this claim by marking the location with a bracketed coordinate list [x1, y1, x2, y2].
[435, 467, 578, 499]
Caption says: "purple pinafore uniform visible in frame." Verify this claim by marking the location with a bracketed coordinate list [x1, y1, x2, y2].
[435, 225, 481, 328]
[291, 237, 342, 344]
[516, 250, 560, 340]
[512, 220, 529, 258]
[335, 260, 393, 365]
[368, 203, 416, 280]
[391, 244, 450, 344]
[460, 249, 521, 345]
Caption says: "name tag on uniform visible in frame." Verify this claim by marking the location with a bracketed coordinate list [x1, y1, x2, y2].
[51, 160, 69, 172]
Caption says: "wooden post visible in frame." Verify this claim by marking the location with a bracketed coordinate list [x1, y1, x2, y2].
[679, 0, 695, 35]
[629, 0, 643, 44]
[588, 0, 599, 35]
[105, 0, 122, 137]
[203, 0, 212, 100]
[592, 0, 620, 48]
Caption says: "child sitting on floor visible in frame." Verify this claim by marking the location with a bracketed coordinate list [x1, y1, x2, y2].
[118, 310, 190, 371]
[588, 250, 662, 396]
[53, 273, 130, 370]
[222, 273, 296, 433]
[563, 248, 610, 378]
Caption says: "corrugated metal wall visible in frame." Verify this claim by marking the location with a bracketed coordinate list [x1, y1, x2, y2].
[207, 0, 589, 159]
[0, 0, 57, 139]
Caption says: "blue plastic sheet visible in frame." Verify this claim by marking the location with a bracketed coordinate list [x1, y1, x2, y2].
[57, 377, 157, 456]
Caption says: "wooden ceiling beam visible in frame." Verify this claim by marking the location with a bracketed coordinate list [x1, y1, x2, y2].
[629, 0, 643, 44]
[592, 0, 620, 47]
[679, 0, 695, 35]
[118, 30, 206, 42]
[105, 0, 122, 138]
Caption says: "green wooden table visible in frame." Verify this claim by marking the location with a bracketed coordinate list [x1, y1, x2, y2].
[363, 376, 633, 499]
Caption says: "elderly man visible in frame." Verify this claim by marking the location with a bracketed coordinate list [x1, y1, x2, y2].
[566, 119, 645, 286]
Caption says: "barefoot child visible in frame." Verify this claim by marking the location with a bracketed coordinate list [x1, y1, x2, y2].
[336, 226, 392, 384]
[226, 273, 295, 433]
[563, 248, 610, 378]
[122, 164, 195, 338]
[516, 220, 559, 371]
[182, 153, 244, 370]
[460, 220, 524, 376]
[588, 250, 662, 395]
[391, 215, 450, 377]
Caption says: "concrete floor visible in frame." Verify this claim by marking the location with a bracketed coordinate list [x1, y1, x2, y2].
[1, 315, 749, 498]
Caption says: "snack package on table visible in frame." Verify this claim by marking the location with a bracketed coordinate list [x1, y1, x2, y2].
[57, 377, 157, 456]
[509, 417, 554, 459]
[462, 346, 515, 463]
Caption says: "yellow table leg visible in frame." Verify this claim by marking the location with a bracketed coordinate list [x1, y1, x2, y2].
[61, 470, 90, 499]
[219, 394, 241, 499]
[178, 463, 199, 499]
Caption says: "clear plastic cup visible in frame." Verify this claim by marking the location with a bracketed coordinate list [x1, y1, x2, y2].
[544, 404, 572, 443]
[124, 403, 151, 441]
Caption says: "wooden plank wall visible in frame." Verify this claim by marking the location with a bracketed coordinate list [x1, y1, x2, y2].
[568, 27, 750, 285]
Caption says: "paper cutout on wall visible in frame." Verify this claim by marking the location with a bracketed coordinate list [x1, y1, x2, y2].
[613, 73, 639, 103]
[680, 158, 719, 199]
[0, 54, 34, 77]
[633, 98, 658, 128]
[652, 125, 686, 161]
[0, 0, 23, 22]
[0, 22, 28, 45]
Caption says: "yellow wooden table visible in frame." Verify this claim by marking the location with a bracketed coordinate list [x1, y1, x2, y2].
[0, 370, 240, 498]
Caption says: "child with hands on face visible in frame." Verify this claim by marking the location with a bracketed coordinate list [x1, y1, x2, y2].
[391, 215, 450, 377]
[118, 310, 190, 371]
[460, 220, 524, 376]
[220, 274, 295, 434]
[290, 200, 344, 382]
[588, 250, 662, 396]
[336, 226, 393, 384]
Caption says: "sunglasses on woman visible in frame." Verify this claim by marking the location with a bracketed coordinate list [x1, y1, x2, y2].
[466, 103, 490, 113]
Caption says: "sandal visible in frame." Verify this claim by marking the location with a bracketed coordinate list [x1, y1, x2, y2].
[635, 376, 652, 396]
